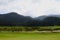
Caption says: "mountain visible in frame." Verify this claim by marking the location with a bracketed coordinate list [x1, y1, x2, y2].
[48, 15, 60, 18]
[34, 15, 48, 20]
[35, 15, 60, 20]
[0, 12, 33, 26]
[0, 12, 60, 26]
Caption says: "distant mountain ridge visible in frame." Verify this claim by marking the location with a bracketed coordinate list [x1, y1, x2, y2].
[35, 15, 60, 20]
[0, 12, 33, 26]
[0, 12, 60, 26]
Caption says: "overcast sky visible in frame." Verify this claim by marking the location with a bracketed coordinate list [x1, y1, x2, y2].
[0, 0, 60, 17]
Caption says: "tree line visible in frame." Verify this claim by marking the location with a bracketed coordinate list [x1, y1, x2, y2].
[0, 26, 60, 32]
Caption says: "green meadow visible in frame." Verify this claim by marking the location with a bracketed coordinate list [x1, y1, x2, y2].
[0, 32, 60, 40]
[0, 26, 60, 40]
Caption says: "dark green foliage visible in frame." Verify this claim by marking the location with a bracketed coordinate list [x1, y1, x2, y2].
[54, 28, 60, 30]
[42, 16, 60, 26]
[0, 12, 60, 26]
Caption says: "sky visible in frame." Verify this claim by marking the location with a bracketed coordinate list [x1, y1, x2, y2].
[0, 0, 60, 17]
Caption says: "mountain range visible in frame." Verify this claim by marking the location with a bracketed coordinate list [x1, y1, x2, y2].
[0, 12, 60, 26]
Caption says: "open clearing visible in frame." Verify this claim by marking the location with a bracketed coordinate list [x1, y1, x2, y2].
[0, 32, 60, 40]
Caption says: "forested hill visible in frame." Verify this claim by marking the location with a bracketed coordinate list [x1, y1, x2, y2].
[0, 12, 60, 26]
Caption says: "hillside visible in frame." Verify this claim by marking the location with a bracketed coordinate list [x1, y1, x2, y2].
[0, 12, 60, 26]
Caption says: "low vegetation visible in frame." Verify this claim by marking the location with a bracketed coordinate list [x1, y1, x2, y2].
[0, 26, 60, 33]
[0, 26, 60, 40]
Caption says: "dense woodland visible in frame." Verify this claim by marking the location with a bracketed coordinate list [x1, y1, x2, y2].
[0, 12, 60, 27]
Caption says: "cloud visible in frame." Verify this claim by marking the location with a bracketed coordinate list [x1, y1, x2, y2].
[0, 0, 60, 17]
[55, 0, 60, 2]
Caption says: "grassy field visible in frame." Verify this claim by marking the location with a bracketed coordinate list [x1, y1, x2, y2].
[0, 32, 60, 40]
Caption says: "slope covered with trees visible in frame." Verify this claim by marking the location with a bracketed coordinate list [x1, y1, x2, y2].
[0, 12, 60, 26]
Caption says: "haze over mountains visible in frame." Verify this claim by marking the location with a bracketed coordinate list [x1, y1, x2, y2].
[0, 0, 60, 18]
[0, 12, 60, 26]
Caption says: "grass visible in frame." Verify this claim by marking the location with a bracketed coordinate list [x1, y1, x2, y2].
[0, 32, 60, 40]
[0, 26, 60, 40]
